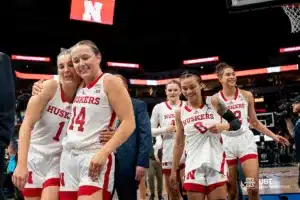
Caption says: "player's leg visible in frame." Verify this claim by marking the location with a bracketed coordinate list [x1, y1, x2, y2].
[59, 151, 79, 200]
[239, 131, 259, 200]
[22, 153, 44, 200]
[183, 168, 206, 200]
[206, 167, 228, 200]
[162, 163, 180, 200]
[40, 156, 60, 200]
[77, 153, 115, 200]
[222, 136, 239, 200]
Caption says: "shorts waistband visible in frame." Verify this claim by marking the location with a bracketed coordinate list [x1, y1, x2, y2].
[64, 148, 99, 155]
[223, 130, 245, 137]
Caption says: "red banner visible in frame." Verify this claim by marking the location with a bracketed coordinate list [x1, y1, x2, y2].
[70, 0, 115, 25]
[11, 55, 51, 62]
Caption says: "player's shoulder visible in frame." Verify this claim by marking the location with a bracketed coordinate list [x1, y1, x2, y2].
[103, 73, 120, 83]
[210, 94, 219, 105]
[42, 79, 58, 94]
[155, 101, 165, 108]
[239, 89, 253, 99]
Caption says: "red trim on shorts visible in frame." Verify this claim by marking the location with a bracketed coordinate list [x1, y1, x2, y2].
[78, 186, 100, 196]
[207, 181, 227, 194]
[43, 178, 60, 188]
[239, 154, 257, 164]
[22, 188, 42, 197]
[184, 181, 227, 194]
[77, 154, 113, 198]
[220, 152, 226, 174]
[183, 183, 206, 194]
[162, 163, 185, 175]
[60, 191, 78, 200]
[227, 159, 238, 166]
[103, 154, 113, 199]
[86, 73, 104, 89]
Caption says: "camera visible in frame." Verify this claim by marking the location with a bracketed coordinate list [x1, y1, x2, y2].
[274, 94, 300, 120]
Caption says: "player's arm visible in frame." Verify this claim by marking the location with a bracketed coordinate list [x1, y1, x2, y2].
[17, 80, 57, 167]
[171, 109, 185, 172]
[102, 75, 135, 155]
[211, 95, 241, 132]
[246, 90, 289, 145]
[150, 105, 165, 136]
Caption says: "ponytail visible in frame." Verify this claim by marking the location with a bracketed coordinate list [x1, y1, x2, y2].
[200, 88, 206, 105]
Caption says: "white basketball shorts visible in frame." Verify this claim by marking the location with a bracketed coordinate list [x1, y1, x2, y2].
[23, 152, 60, 197]
[59, 150, 115, 199]
[222, 130, 258, 167]
[183, 165, 228, 194]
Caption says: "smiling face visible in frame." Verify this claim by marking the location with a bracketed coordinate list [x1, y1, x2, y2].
[71, 44, 101, 81]
[165, 81, 181, 102]
[57, 53, 81, 85]
[180, 75, 203, 103]
[218, 67, 237, 88]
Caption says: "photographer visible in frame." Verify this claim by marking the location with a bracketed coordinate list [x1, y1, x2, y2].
[284, 95, 300, 187]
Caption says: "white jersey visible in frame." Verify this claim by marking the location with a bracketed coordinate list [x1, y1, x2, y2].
[218, 88, 250, 136]
[181, 104, 226, 175]
[64, 73, 117, 151]
[30, 84, 71, 156]
[151, 101, 185, 163]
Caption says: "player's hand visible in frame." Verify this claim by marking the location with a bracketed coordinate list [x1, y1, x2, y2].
[32, 80, 45, 96]
[166, 125, 176, 133]
[273, 135, 290, 146]
[207, 123, 229, 134]
[135, 166, 145, 181]
[88, 150, 109, 182]
[169, 169, 178, 189]
[12, 165, 28, 190]
[99, 128, 115, 144]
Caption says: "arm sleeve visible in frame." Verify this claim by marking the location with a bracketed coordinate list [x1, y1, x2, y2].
[151, 104, 167, 136]
[136, 101, 152, 168]
[0, 53, 15, 147]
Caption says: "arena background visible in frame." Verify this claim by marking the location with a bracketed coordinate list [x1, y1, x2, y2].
[2, 0, 300, 199]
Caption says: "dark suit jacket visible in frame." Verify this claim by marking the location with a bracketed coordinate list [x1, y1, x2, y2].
[115, 98, 152, 178]
[0, 53, 15, 147]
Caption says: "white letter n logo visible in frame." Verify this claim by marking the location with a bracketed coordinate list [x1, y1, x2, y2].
[83, 0, 103, 23]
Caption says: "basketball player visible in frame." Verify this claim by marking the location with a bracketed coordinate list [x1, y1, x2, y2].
[214, 62, 289, 200]
[170, 71, 242, 200]
[12, 49, 81, 200]
[58, 40, 135, 200]
[151, 80, 185, 200]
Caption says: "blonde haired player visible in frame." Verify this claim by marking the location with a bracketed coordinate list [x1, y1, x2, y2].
[150, 80, 185, 200]
[170, 71, 242, 200]
[12, 49, 81, 200]
[214, 62, 289, 200]
[57, 40, 135, 200]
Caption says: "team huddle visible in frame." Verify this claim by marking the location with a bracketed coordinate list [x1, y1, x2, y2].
[11, 40, 290, 200]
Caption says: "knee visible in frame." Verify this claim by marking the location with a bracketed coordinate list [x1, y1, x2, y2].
[247, 186, 259, 196]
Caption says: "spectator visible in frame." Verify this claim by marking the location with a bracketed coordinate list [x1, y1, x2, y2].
[285, 95, 300, 187]
[0, 53, 15, 200]
[99, 75, 152, 200]
[147, 136, 163, 200]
